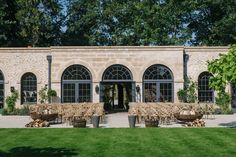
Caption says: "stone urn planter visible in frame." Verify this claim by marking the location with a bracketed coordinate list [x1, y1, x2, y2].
[128, 115, 136, 128]
[92, 115, 100, 128]
[174, 112, 203, 122]
[145, 119, 159, 127]
[72, 119, 86, 128]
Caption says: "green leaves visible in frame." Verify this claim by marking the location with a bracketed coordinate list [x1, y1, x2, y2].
[208, 45, 236, 91]
[1, 0, 236, 46]
[63, 0, 193, 46]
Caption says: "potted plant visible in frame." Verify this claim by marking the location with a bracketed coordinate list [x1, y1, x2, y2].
[72, 118, 87, 128]
[92, 114, 100, 128]
[128, 109, 137, 128]
[177, 89, 186, 102]
[145, 117, 159, 127]
[47, 89, 57, 103]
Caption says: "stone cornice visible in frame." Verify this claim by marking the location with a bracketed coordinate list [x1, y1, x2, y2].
[0, 46, 230, 53]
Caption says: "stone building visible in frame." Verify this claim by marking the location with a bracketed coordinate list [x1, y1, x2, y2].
[0, 46, 235, 109]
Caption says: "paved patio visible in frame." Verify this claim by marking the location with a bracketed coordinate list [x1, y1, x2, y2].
[0, 113, 236, 128]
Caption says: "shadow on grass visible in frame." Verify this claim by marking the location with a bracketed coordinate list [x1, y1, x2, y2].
[0, 146, 78, 157]
[219, 121, 236, 127]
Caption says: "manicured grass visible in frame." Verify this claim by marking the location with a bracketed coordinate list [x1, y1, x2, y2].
[0, 128, 236, 157]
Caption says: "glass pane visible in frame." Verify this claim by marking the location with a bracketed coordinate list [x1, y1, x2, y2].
[62, 65, 91, 80]
[160, 83, 172, 102]
[232, 83, 236, 107]
[0, 83, 3, 108]
[78, 83, 91, 102]
[21, 73, 37, 104]
[0, 72, 3, 80]
[63, 83, 76, 103]
[103, 65, 132, 81]
[198, 72, 214, 102]
[144, 65, 172, 80]
[144, 83, 157, 102]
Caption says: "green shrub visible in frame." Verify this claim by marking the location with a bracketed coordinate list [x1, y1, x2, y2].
[177, 77, 197, 103]
[5, 90, 19, 113]
[177, 89, 187, 102]
[47, 89, 57, 97]
[18, 105, 30, 115]
[215, 91, 232, 114]
[1, 108, 9, 115]
[39, 86, 48, 104]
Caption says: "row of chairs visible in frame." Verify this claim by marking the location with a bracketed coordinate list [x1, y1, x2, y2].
[128, 103, 216, 124]
[29, 103, 105, 125]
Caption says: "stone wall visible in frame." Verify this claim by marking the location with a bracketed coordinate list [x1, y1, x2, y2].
[51, 46, 184, 103]
[0, 46, 229, 107]
[0, 48, 50, 107]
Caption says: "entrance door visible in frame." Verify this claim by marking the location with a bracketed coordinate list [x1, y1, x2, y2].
[101, 64, 135, 111]
[100, 82, 135, 111]
[232, 83, 236, 108]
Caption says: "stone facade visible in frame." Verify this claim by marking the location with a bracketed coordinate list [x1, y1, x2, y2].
[0, 46, 230, 108]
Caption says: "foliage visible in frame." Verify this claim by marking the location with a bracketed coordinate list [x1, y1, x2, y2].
[208, 45, 236, 92]
[63, 0, 192, 46]
[39, 86, 58, 104]
[177, 89, 187, 102]
[177, 77, 197, 103]
[1, 105, 30, 116]
[1, 0, 236, 46]
[15, 0, 64, 47]
[47, 89, 57, 97]
[0, 0, 64, 47]
[208, 45, 236, 112]
[215, 91, 232, 114]
[15, 105, 30, 115]
[5, 90, 19, 113]
[38, 86, 48, 104]
[187, 0, 236, 46]
[1, 108, 8, 115]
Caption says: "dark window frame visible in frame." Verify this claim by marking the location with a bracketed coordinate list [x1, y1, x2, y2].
[0, 71, 4, 108]
[61, 65, 92, 103]
[21, 72, 37, 104]
[143, 64, 174, 102]
[198, 72, 214, 103]
[102, 64, 133, 82]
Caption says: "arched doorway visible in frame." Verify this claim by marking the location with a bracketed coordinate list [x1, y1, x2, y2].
[61, 64, 92, 103]
[0, 70, 4, 108]
[21, 72, 37, 104]
[143, 64, 174, 102]
[100, 64, 135, 111]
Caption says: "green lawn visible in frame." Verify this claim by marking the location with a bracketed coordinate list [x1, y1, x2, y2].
[0, 128, 236, 157]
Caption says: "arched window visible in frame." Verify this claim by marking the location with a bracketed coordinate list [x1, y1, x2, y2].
[0, 71, 4, 108]
[62, 65, 92, 103]
[198, 72, 214, 102]
[102, 64, 133, 81]
[143, 64, 173, 102]
[100, 64, 135, 108]
[21, 72, 37, 104]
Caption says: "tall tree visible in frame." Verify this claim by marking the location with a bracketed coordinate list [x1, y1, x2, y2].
[16, 0, 64, 46]
[63, 0, 193, 46]
[187, 0, 236, 46]
[0, 0, 19, 46]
